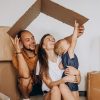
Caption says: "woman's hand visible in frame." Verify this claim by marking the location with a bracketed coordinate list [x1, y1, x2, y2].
[62, 75, 77, 83]
[64, 66, 80, 76]
[10, 35, 21, 53]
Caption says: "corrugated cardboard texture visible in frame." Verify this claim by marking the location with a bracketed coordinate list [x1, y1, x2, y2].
[0, 27, 14, 61]
[8, 0, 41, 38]
[7, 0, 88, 38]
[0, 61, 20, 100]
[87, 71, 100, 100]
[41, 0, 88, 27]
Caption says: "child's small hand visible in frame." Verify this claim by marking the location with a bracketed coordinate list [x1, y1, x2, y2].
[74, 20, 84, 37]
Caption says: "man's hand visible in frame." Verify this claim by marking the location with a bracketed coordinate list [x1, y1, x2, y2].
[10, 35, 21, 53]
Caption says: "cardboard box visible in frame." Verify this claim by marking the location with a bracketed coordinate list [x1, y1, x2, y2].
[0, 0, 89, 61]
[0, 26, 14, 61]
[87, 71, 100, 100]
[7, 0, 89, 38]
[0, 62, 20, 100]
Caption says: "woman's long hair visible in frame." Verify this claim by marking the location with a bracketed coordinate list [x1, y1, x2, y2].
[38, 34, 51, 78]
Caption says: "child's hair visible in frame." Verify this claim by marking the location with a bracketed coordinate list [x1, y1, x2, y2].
[54, 39, 63, 55]
[54, 39, 70, 55]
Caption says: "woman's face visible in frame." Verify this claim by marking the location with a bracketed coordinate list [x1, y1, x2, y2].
[42, 35, 55, 50]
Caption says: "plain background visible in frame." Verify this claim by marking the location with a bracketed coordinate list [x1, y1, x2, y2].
[0, 0, 100, 91]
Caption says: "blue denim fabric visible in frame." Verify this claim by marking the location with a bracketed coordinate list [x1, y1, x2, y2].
[62, 52, 79, 91]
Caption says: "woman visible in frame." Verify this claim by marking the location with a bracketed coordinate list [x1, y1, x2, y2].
[37, 34, 81, 100]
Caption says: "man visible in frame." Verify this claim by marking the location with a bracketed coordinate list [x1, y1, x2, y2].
[11, 30, 38, 100]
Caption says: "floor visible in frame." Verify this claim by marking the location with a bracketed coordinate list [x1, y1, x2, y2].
[30, 95, 86, 100]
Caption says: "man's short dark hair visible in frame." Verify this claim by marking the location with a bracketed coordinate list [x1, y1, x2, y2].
[17, 30, 30, 38]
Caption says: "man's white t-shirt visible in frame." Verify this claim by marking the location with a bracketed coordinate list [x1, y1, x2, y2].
[36, 56, 64, 91]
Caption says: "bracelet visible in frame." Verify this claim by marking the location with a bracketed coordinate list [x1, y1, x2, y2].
[16, 52, 22, 54]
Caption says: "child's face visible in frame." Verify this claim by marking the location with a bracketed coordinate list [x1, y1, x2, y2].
[57, 40, 70, 55]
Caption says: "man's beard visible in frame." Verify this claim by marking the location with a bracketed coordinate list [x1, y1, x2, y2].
[23, 45, 35, 52]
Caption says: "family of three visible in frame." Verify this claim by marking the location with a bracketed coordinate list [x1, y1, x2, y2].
[11, 21, 84, 100]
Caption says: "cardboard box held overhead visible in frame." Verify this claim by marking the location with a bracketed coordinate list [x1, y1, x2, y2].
[8, 0, 89, 38]
[0, 0, 89, 61]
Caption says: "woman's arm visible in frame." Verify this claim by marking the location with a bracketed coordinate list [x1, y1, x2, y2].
[64, 66, 81, 84]
[43, 74, 63, 89]
[75, 74, 81, 84]
[42, 73, 77, 89]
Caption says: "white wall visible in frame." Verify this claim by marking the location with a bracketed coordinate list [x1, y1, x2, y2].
[0, 0, 100, 91]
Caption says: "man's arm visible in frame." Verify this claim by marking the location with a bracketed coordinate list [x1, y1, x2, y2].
[12, 53, 18, 70]
[11, 36, 30, 77]
[16, 52, 30, 77]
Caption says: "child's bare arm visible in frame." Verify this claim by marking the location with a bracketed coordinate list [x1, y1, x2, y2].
[64, 23, 84, 43]
[68, 21, 79, 58]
